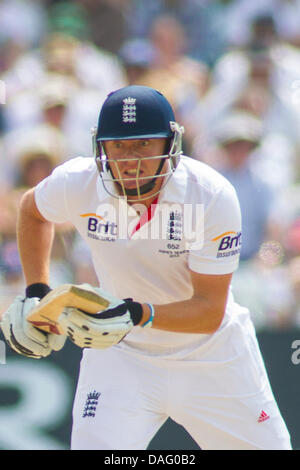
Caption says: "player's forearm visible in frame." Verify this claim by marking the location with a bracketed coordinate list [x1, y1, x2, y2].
[141, 296, 226, 334]
[17, 191, 55, 285]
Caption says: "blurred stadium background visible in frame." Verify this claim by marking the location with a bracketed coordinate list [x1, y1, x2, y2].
[0, 0, 300, 450]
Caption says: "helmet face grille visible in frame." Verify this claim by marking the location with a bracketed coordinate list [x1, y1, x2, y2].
[102, 154, 172, 201]
[97, 85, 175, 141]
[93, 123, 184, 202]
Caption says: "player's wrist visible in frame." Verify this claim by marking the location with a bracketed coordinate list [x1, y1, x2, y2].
[140, 303, 155, 328]
[122, 298, 143, 325]
[25, 283, 52, 299]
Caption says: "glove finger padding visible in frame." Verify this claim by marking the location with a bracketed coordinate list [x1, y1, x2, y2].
[48, 332, 67, 351]
[63, 307, 133, 334]
[59, 311, 127, 349]
[59, 295, 143, 350]
[1, 296, 51, 358]
[59, 301, 135, 349]
[1, 296, 66, 358]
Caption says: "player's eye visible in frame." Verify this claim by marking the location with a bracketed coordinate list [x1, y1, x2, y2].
[113, 142, 122, 149]
[140, 140, 149, 147]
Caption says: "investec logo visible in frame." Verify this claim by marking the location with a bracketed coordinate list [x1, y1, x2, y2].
[80, 213, 117, 241]
[212, 231, 242, 258]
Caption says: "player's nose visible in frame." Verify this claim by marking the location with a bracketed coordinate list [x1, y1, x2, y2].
[119, 147, 142, 166]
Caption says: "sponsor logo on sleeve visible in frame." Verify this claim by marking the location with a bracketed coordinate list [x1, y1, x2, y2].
[212, 231, 242, 258]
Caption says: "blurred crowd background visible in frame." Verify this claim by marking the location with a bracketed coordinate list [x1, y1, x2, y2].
[0, 0, 300, 333]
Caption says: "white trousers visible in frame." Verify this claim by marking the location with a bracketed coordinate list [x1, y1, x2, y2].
[71, 313, 291, 450]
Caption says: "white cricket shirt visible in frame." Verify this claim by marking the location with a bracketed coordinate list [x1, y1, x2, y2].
[35, 155, 242, 356]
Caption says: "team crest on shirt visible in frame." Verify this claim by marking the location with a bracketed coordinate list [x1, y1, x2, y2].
[122, 97, 136, 123]
[157, 208, 191, 258]
[82, 390, 101, 418]
[166, 210, 183, 241]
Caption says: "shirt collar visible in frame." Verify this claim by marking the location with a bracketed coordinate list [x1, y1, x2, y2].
[96, 169, 116, 203]
[158, 158, 187, 205]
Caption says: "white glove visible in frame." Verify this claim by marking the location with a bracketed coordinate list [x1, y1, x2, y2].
[1, 296, 67, 359]
[59, 297, 144, 349]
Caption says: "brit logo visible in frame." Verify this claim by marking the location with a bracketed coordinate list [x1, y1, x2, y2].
[122, 97, 136, 123]
[167, 210, 183, 241]
[80, 213, 118, 242]
[82, 390, 101, 418]
[212, 231, 242, 259]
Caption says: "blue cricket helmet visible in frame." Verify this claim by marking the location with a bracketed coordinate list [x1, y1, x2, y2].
[96, 85, 176, 141]
[92, 85, 184, 201]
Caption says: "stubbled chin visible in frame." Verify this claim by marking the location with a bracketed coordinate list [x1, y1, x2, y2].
[124, 182, 139, 189]
[122, 174, 152, 187]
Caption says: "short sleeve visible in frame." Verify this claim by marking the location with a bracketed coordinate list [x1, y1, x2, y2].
[34, 162, 69, 223]
[188, 182, 242, 275]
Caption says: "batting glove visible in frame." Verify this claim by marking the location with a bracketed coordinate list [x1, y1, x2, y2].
[1, 284, 66, 359]
[59, 298, 144, 349]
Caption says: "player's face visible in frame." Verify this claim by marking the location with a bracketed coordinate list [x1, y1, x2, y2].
[104, 138, 168, 191]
